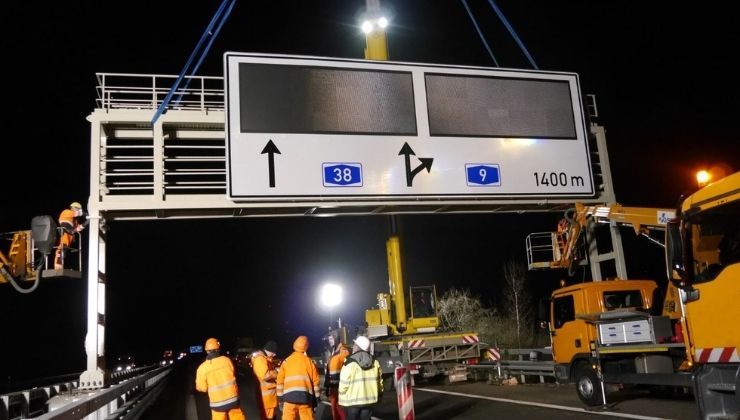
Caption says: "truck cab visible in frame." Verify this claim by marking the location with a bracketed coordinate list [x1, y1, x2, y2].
[549, 280, 658, 379]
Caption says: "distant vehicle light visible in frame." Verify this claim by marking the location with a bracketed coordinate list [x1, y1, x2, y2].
[378, 17, 388, 28]
[361, 21, 373, 34]
[116, 366, 123, 371]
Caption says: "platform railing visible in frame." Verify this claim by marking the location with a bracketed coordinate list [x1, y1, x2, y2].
[95, 73, 224, 112]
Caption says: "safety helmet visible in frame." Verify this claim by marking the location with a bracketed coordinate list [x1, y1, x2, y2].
[205, 337, 220, 352]
[354, 336, 370, 352]
[70, 202, 83, 210]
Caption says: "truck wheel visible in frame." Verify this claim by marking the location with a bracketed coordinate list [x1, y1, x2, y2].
[575, 364, 603, 406]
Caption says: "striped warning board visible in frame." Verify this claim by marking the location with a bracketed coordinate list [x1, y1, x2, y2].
[695, 347, 739, 363]
[462, 335, 479, 344]
[395, 366, 415, 420]
[408, 340, 426, 349]
[486, 347, 501, 361]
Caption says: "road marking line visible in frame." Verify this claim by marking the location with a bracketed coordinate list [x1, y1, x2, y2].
[416, 388, 669, 420]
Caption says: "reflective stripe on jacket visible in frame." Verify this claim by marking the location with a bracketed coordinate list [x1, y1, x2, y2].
[338, 353, 383, 407]
[276, 351, 320, 404]
[195, 355, 240, 411]
[251, 350, 278, 408]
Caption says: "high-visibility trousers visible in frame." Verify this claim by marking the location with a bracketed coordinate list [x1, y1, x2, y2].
[211, 407, 246, 420]
[261, 407, 276, 420]
[281, 402, 313, 420]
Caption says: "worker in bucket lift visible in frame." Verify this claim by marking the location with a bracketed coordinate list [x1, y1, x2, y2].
[277, 336, 320, 420]
[252, 340, 280, 420]
[325, 343, 350, 420]
[196, 337, 247, 420]
[54, 201, 87, 270]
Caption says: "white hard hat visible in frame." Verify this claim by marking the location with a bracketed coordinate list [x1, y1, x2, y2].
[354, 336, 370, 352]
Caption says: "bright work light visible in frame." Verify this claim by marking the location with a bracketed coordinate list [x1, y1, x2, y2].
[320, 283, 343, 308]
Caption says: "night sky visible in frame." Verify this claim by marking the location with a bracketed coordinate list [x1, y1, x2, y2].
[1, 1, 738, 383]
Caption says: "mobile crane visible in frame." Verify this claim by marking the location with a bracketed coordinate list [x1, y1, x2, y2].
[528, 171, 740, 419]
[364, 235, 487, 382]
[324, 234, 487, 384]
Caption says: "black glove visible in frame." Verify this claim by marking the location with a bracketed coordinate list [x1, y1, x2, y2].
[312, 395, 318, 408]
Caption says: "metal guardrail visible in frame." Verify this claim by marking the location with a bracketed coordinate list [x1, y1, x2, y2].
[468, 347, 556, 383]
[37, 367, 170, 420]
[0, 366, 170, 420]
[1, 375, 79, 420]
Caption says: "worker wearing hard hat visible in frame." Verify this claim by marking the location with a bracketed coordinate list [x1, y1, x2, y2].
[276, 336, 320, 420]
[54, 202, 86, 270]
[338, 336, 383, 420]
[195, 338, 246, 420]
[325, 343, 350, 420]
[252, 340, 280, 420]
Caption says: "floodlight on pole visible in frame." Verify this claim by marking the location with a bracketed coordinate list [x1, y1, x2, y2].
[320, 283, 343, 309]
[320, 283, 343, 329]
[361, 0, 389, 60]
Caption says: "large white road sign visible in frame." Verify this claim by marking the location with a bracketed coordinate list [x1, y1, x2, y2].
[225, 53, 594, 202]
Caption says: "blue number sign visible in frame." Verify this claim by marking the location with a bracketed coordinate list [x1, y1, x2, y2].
[323, 163, 363, 187]
[465, 164, 501, 186]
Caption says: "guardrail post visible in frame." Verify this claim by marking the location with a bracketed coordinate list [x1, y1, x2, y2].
[518, 354, 525, 384]
[22, 391, 30, 418]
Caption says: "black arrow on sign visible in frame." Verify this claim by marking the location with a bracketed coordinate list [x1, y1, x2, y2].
[261, 139, 281, 188]
[398, 142, 434, 187]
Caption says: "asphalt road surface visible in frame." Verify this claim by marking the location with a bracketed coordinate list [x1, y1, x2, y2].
[141, 359, 697, 420]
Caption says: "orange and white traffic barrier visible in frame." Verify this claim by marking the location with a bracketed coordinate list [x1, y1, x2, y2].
[486, 347, 501, 361]
[395, 365, 415, 420]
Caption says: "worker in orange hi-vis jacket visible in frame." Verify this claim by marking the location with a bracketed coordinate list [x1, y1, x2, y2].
[325, 344, 350, 420]
[54, 202, 86, 270]
[276, 336, 320, 420]
[196, 338, 247, 420]
[252, 340, 280, 419]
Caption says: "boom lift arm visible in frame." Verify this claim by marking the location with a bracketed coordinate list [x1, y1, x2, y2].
[532, 202, 675, 272]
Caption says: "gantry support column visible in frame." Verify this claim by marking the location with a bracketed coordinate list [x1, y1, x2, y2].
[79, 214, 107, 389]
